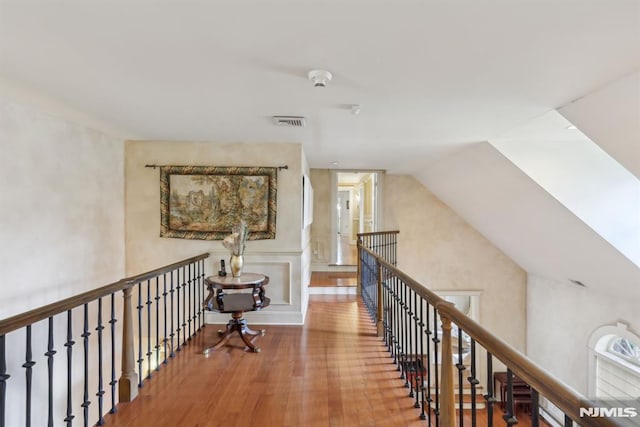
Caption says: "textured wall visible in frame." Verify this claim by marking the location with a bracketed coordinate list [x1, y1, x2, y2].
[527, 275, 640, 395]
[0, 97, 125, 317]
[125, 141, 306, 322]
[384, 174, 527, 350]
[309, 169, 332, 266]
[0, 96, 125, 426]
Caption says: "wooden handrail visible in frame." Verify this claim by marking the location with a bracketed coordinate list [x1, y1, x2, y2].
[436, 302, 618, 427]
[125, 253, 210, 284]
[359, 244, 447, 308]
[0, 279, 130, 336]
[359, 234, 619, 427]
[0, 252, 210, 336]
[357, 230, 400, 238]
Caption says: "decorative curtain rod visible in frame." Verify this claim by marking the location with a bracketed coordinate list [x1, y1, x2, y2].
[144, 164, 288, 171]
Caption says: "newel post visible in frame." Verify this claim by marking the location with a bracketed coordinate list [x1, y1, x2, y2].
[118, 285, 138, 402]
[439, 310, 456, 426]
[376, 260, 384, 337]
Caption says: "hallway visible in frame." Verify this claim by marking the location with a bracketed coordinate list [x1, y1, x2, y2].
[103, 295, 547, 426]
[335, 234, 357, 266]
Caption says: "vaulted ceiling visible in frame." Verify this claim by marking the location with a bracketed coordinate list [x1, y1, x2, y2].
[1, 0, 638, 172]
[1, 0, 639, 292]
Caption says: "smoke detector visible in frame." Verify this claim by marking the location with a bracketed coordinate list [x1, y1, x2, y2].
[308, 69, 332, 88]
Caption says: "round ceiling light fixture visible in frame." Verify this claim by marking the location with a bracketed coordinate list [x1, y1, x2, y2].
[308, 69, 332, 88]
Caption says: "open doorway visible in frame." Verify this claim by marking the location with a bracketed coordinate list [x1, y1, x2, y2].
[330, 170, 383, 266]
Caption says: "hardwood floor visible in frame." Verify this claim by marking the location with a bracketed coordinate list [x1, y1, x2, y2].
[103, 296, 549, 427]
[309, 271, 357, 287]
[335, 235, 357, 266]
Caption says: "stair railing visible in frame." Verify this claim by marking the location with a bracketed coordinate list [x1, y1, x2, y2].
[0, 252, 209, 427]
[358, 231, 620, 427]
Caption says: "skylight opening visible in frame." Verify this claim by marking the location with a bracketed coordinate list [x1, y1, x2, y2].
[490, 110, 640, 268]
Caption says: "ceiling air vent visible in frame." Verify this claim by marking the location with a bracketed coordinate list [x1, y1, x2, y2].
[272, 116, 306, 127]
[569, 279, 586, 287]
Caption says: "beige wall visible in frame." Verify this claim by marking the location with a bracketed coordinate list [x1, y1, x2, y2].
[0, 96, 125, 426]
[309, 169, 332, 266]
[527, 274, 640, 395]
[308, 171, 526, 349]
[125, 141, 307, 324]
[384, 174, 527, 350]
[0, 97, 125, 317]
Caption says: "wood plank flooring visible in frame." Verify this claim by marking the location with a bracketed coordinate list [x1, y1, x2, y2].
[309, 271, 357, 287]
[103, 295, 549, 427]
[335, 235, 357, 266]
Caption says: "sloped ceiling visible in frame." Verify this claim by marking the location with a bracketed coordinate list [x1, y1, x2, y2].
[0, 0, 638, 173]
[559, 72, 640, 180]
[414, 142, 640, 296]
[0, 0, 638, 290]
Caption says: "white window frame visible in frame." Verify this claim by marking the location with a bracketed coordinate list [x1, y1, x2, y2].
[588, 322, 640, 398]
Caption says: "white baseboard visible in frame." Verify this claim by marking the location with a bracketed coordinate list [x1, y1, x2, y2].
[311, 264, 357, 272]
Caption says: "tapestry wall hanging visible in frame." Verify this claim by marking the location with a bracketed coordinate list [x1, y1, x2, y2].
[160, 165, 277, 240]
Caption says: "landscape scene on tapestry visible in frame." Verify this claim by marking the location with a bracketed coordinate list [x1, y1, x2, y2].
[169, 174, 269, 233]
[159, 166, 277, 240]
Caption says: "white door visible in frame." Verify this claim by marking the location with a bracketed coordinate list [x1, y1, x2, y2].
[337, 190, 351, 237]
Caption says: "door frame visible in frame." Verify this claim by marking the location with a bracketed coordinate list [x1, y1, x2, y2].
[330, 169, 384, 265]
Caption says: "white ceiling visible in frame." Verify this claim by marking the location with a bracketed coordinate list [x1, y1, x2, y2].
[1, 0, 638, 294]
[1, 0, 638, 174]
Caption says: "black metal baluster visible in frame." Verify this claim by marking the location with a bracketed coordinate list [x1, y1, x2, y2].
[64, 310, 75, 427]
[109, 293, 117, 414]
[432, 306, 440, 426]
[191, 262, 197, 334]
[425, 302, 432, 424]
[146, 279, 152, 379]
[385, 270, 391, 354]
[531, 388, 539, 427]
[176, 268, 182, 352]
[81, 303, 91, 427]
[181, 266, 187, 346]
[401, 282, 408, 386]
[413, 290, 420, 409]
[162, 274, 168, 364]
[503, 368, 517, 425]
[193, 262, 198, 335]
[485, 352, 496, 427]
[0, 334, 8, 427]
[407, 287, 414, 395]
[393, 276, 399, 364]
[170, 271, 176, 358]
[155, 277, 160, 371]
[467, 339, 479, 427]
[23, 325, 35, 427]
[96, 298, 105, 426]
[137, 283, 143, 387]
[46, 317, 56, 427]
[187, 263, 192, 340]
[457, 325, 464, 426]
[382, 275, 388, 349]
[419, 298, 426, 420]
[389, 275, 396, 361]
[198, 259, 204, 331]
[195, 261, 200, 331]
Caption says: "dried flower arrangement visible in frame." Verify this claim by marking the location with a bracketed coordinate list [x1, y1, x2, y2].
[222, 220, 249, 256]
